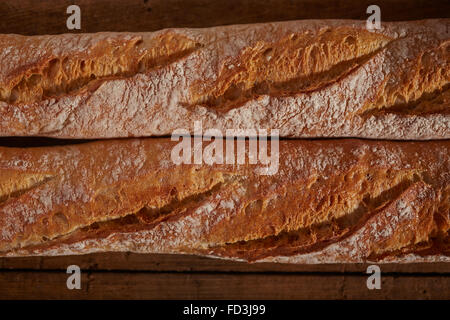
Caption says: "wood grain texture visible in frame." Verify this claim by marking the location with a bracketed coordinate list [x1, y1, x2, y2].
[0, 0, 449, 35]
[1, 271, 449, 299]
[2, 253, 450, 273]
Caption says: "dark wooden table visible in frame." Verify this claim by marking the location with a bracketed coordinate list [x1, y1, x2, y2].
[1, 253, 450, 299]
[0, 0, 449, 299]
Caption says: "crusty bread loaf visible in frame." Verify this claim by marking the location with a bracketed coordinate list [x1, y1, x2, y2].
[0, 138, 448, 263]
[0, 19, 449, 263]
[0, 19, 448, 139]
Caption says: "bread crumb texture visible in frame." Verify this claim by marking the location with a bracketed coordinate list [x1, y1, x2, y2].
[0, 20, 448, 139]
[0, 33, 200, 104]
[0, 139, 448, 263]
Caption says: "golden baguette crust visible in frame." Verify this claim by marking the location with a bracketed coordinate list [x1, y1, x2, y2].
[0, 138, 448, 263]
[0, 19, 449, 139]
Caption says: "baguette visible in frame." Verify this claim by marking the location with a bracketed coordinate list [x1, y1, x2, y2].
[0, 19, 448, 139]
[0, 138, 448, 263]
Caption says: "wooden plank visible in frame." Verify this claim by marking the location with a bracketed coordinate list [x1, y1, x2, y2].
[0, 0, 449, 35]
[1, 271, 449, 299]
[2, 253, 450, 273]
